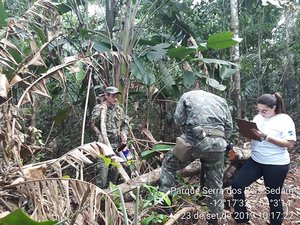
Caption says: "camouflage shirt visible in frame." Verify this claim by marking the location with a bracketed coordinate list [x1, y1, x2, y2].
[91, 102, 129, 148]
[174, 90, 233, 140]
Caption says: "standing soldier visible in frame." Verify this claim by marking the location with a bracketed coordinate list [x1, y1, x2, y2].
[90, 86, 129, 188]
[159, 89, 233, 225]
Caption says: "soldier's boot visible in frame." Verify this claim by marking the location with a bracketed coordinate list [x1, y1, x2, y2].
[159, 195, 173, 215]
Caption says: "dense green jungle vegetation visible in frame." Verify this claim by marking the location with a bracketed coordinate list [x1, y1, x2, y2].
[0, 0, 299, 224]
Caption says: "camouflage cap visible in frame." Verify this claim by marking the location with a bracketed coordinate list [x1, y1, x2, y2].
[105, 86, 121, 94]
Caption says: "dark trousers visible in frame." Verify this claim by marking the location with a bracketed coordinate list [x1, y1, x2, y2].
[231, 157, 289, 225]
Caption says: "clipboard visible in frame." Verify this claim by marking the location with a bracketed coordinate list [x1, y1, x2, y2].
[235, 118, 261, 141]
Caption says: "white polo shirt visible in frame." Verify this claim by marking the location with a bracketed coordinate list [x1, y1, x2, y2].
[250, 113, 296, 165]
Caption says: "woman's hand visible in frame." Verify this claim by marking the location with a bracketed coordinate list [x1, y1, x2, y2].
[250, 128, 266, 140]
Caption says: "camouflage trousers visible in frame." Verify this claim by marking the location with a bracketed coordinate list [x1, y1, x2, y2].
[95, 157, 119, 188]
[94, 142, 120, 188]
[159, 150, 225, 216]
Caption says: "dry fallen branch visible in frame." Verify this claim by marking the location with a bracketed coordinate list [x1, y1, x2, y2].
[139, 124, 158, 144]
[165, 206, 198, 225]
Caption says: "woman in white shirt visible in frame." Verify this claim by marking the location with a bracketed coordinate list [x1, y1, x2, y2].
[231, 93, 296, 225]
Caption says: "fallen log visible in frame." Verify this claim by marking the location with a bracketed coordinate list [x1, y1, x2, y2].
[108, 160, 202, 194]
[112, 145, 251, 194]
[223, 144, 251, 188]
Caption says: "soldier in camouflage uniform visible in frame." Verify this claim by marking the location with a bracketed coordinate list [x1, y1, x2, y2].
[90, 86, 129, 188]
[159, 90, 233, 225]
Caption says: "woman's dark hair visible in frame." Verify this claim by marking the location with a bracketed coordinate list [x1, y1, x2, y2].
[257, 92, 286, 114]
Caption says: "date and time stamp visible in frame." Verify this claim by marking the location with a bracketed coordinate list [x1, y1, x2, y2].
[180, 210, 296, 221]
[170, 186, 298, 223]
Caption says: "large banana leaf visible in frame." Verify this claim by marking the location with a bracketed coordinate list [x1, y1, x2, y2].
[0, 209, 57, 225]
[207, 31, 243, 49]
[0, 0, 7, 28]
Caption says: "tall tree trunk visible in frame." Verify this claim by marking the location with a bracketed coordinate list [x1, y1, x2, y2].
[284, 3, 298, 111]
[257, 7, 264, 96]
[230, 0, 241, 118]
[106, 0, 116, 34]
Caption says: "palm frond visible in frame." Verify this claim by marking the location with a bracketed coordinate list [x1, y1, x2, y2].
[15, 142, 114, 181]
[6, 178, 124, 225]
[19, 0, 60, 34]
[0, 40, 18, 69]
[1, 142, 125, 224]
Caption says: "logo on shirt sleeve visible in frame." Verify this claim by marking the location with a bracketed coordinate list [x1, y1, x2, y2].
[288, 130, 294, 136]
